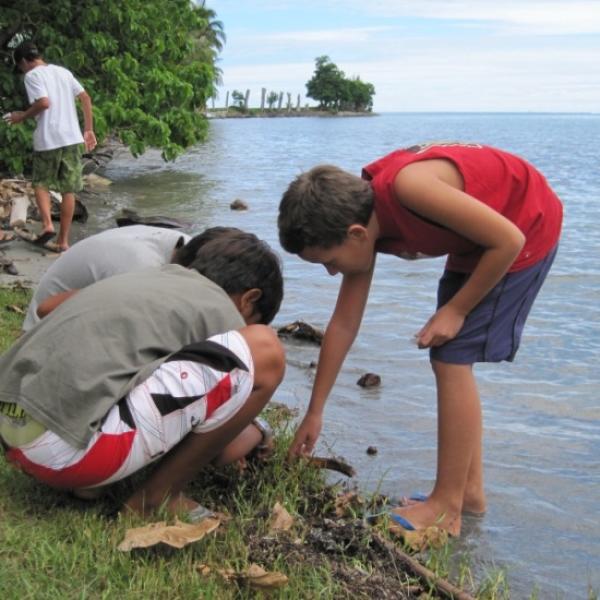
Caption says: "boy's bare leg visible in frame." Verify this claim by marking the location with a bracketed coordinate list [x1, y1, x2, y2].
[213, 423, 263, 467]
[33, 187, 55, 235]
[392, 361, 483, 535]
[56, 192, 75, 250]
[124, 325, 285, 517]
[463, 409, 486, 515]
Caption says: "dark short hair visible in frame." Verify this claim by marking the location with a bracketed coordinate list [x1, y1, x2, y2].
[188, 232, 283, 325]
[278, 165, 374, 254]
[13, 41, 41, 65]
[172, 226, 243, 267]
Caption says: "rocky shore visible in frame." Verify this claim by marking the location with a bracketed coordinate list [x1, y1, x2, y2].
[0, 174, 110, 287]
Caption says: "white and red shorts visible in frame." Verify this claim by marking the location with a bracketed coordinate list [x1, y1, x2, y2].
[6, 331, 253, 490]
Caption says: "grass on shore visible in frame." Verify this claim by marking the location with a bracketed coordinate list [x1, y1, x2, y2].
[0, 284, 517, 599]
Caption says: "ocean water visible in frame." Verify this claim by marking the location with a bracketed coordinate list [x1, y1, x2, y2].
[84, 113, 599, 598]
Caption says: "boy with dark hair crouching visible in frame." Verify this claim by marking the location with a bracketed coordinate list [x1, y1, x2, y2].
[278, 142, 562, 539]
[0, 233, 285, 519]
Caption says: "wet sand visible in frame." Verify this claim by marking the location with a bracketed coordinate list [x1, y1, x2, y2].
[0, 237, 60, 287]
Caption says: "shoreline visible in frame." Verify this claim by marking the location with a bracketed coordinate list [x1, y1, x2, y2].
[206, 109, 376, 119]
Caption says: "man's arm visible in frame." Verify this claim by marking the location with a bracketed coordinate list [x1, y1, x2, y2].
[6, 97, 49, 124]
[289, 264, 375, 456]
[37, 289, 79, 319]
[77, 90, 97, 151]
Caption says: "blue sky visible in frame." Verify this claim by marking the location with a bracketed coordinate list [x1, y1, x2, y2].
[210, 0, 600, 112]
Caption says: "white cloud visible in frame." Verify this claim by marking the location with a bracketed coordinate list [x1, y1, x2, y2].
[253, 0, 600, 35]
[254, 26, 392, 44]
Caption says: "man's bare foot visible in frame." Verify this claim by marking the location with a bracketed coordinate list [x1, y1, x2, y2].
[391, 499, 462, 537]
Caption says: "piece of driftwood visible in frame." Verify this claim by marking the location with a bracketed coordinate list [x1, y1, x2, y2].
[306, 456, 356, 477]
[277, 321, 323, 345]
[115, 208, 189, 229]
[372, 532, 476, 600]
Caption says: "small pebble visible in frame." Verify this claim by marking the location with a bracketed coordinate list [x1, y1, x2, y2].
[356, 373, 381, 388]
[230, 198, 248, 210]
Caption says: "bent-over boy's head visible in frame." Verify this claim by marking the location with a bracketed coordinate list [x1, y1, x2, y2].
[189, 231, 283, 325]
[172, 226, 243, 267]
[278, 165, 374, 254]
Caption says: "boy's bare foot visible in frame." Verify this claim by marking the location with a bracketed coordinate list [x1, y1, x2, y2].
[390, 498, 462, 537]
[123, 491, 205, 520]
[165, 492, 202, 515]
[400, 490, 486, 516]
[462, 487, 486, 515]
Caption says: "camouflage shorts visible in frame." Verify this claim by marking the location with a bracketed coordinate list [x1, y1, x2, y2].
[32, 143, 83, 194]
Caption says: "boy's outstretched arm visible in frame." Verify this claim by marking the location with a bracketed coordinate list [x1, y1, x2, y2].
[394, 160, 525, 348]
[289, 265, 374, 456]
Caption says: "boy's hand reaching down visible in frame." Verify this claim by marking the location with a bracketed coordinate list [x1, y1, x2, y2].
[289, 412, 323, 457]
[415, 304, 466, 349]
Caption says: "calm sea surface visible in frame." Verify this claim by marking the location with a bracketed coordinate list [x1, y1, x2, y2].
[82, 113, 599, 598]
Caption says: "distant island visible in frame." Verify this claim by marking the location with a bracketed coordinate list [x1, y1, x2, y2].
[206, 108, 377, 119]
[212, 56, 376, 118]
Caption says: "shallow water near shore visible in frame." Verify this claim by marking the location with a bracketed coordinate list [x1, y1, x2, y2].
[79, 113, 599, 598]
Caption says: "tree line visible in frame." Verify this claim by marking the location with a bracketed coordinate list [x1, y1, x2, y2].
[222, 56, 375, 114]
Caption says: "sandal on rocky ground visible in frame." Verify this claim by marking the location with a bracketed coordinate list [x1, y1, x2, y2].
[14, 227, 55, 247]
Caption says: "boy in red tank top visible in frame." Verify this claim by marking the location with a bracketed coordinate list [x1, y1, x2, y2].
[278, 142, 562, 539]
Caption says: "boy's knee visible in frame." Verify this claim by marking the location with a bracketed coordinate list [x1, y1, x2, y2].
[240, 324, 286, 385]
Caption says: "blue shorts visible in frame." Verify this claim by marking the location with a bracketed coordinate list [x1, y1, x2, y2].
[430, 245, 558, 365]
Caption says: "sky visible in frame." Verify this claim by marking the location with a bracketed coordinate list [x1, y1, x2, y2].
[210, 0, 600, 113]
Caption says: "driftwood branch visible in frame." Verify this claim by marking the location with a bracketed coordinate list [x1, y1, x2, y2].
[306, 456, 356, 477]
[372, 532, 476, 600]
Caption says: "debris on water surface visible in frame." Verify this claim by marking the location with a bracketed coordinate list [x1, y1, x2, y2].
[277, 320, 324, 345]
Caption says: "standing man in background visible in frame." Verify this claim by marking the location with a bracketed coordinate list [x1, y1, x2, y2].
[6, 40, 97, 252]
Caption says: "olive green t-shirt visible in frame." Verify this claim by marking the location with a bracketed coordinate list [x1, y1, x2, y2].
[0, 265, 244, 448]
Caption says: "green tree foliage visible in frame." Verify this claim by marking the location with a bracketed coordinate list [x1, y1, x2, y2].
[305, 55, 375, 112]
[231, 90, 245, 109]
[266, 91, 279, 110]
[0, 0, 223, 175]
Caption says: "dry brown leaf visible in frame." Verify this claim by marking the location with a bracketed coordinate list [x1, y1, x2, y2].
[244, 563, 288, 589]
[118, 517, 220, 551]
[334, 491, 363, 517]
[216, 567, 236, 582]
[268, 501, 294, 532]
[6, 304, 24, 315]
[195, 563, 212, 576]
[389, 523, 449, 551]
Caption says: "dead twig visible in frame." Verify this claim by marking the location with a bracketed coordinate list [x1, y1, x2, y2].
[372, 532, 476, 600]
[306, 456, 356, 477]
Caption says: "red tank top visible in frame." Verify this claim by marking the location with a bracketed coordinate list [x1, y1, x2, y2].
[362, 142, 563, 272]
